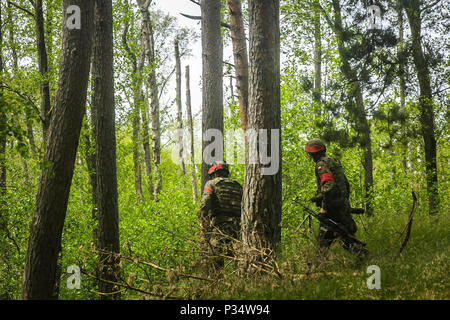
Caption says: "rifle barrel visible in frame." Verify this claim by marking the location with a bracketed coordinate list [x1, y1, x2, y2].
[350, 208, 364, 214]
[292, 198, 366, 247]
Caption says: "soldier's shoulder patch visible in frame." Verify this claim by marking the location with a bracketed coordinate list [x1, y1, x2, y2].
[316, 163, 327, 172]
[203, 187, 214, 194]
[203, 180, 215, 193]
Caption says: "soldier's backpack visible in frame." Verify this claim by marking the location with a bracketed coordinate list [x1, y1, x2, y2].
[211, 178, 243, 225]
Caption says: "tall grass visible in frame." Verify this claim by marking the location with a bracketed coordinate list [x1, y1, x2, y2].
[189, 206, 449, 300]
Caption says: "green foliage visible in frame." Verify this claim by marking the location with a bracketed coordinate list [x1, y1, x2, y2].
[195, 209, 450, 300]
[0, 0, 448, 301]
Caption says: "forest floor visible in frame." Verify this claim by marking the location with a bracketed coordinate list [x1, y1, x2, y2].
[3, 184, 448, 300]
[182, 210, 450, 300]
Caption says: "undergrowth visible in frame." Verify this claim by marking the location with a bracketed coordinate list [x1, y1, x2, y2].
[57, 201, 449, 300]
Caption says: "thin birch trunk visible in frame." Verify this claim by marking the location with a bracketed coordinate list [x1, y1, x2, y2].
[138, 0, 161, 201]
[185, 65, 198, 201]
[175, 39, 185, 175]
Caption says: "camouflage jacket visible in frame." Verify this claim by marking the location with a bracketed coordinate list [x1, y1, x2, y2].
[197, 177, 243, 226]
[314, 155, 351, 213]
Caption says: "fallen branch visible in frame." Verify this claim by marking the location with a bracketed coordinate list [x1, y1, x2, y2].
[93, 248, 221, 284]
[207, 226, 283, 278]
[81, 269, 182, 300]
[396, 191, 417, 258]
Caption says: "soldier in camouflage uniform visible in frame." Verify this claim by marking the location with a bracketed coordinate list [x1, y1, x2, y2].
[305, 138, 367, 256]
[197, 161, 243, 272]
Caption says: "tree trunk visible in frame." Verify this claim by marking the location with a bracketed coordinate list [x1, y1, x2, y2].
[82, 121, 98, 245]
[402, 0, 439, 215]
[122, 2, 144, 202]
[141, 96, 154, 196]
[92, 0, 121, 299]
[397, 1, 406, 111]
[242, 0, 282, 265]
[397, 1, 409, 176]
[45, 0, 55, 76]
[175, 39, 185, 175]
[0, 5, 8, 289]
[138, 0, 161, 201]
[37, 1, 62, 299]
[26, 122, 37, 156]
[185, 65, 198, 201]
[313, 0, 322, 106]
[133, 1, 153, 197]
[7, 1, 18, 71]
[0, 2, 6, 204]
[226, 0, 248, 131]
[35, 0, 51, 145]
[201, 0, 223, 189]
[21, 0, 94, 299]
[132, 98, 144, 202]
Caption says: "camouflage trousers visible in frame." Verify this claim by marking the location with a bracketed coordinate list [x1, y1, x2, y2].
[202, 219, 240, 272]
[316, 224, 368, 256]
[316, 213, 367, 256]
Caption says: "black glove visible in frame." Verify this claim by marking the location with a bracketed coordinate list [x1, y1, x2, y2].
[310, 195, 322, 207]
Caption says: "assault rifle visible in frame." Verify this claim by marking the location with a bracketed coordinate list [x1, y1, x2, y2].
[292, 197, 366, 248]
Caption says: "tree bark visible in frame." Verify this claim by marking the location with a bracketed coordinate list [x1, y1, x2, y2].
[138, 0, 161, 201]
[226, 0, 248, 131]
[7, 1, 18, 70]
[45, 0, 55, 76]
[35, 0, 51, 145]
[175, 39, 185, 175]
[133, 0, 153, 197]
[132, 98, 144, 202]
[92, 0, 121, 299]
[82, 120, 98, 242]
[26, 122, 37, 156]
[122, 2, 144, 202]
[21, 0, 94, 299]
[402, 0, 439, 215]
[397, 1, 409, 176]
[185, 65, 198, 201]
[0, 5, 8, 290]
[201, 0, 223, 189]
[242, 0, 282, 265]
[37, 2, 61, 298]
[313, 0, 322, 106]
[397, 1, 406, 111]
[141, 96, 154, 196]
[0, 1, 6, 204]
